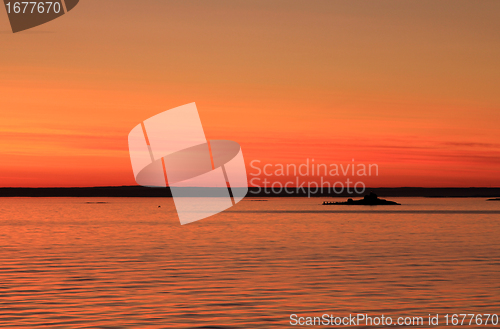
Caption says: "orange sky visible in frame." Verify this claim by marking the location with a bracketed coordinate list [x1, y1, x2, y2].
[1, 0, 499, 187]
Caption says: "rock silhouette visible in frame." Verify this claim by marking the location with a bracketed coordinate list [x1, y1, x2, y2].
[323, 192, 401, 205]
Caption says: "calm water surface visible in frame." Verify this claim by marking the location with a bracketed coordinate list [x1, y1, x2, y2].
[0, 197, 499, 328]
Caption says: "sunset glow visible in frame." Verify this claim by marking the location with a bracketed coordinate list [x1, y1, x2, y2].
[1, 1, 499, 187]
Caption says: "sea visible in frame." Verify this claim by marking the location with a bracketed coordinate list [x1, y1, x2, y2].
[0, 197, 499, 328]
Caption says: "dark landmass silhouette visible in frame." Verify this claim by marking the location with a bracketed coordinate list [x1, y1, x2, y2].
[487, 198, 500, 201]
[323, 192, 401, 205]
[0, 186, 499, 198]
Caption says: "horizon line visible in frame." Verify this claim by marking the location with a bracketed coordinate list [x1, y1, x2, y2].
[1, 186, 500, 189]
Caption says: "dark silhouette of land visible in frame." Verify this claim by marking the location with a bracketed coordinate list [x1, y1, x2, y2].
[0, 186, 499, 198]
[323, 192, 400, 205]
[487, 198, 500, 201]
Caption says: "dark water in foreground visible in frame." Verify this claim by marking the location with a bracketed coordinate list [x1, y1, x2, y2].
[0, 197, 499, 328]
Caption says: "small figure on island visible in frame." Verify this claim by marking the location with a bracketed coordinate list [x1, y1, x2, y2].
[323, 192, 400, 205]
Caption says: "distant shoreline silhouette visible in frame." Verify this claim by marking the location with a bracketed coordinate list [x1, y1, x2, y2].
[0, 186, 499, 198]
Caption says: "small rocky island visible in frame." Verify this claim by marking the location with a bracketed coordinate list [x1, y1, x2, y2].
[487, 198, 500, 201]
[323, 192, 401, 205]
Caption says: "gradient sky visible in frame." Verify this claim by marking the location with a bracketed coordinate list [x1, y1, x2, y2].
[1, 0, 499, 187]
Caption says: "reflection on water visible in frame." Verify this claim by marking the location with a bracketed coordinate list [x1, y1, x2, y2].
[0, 197, 499, 328]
